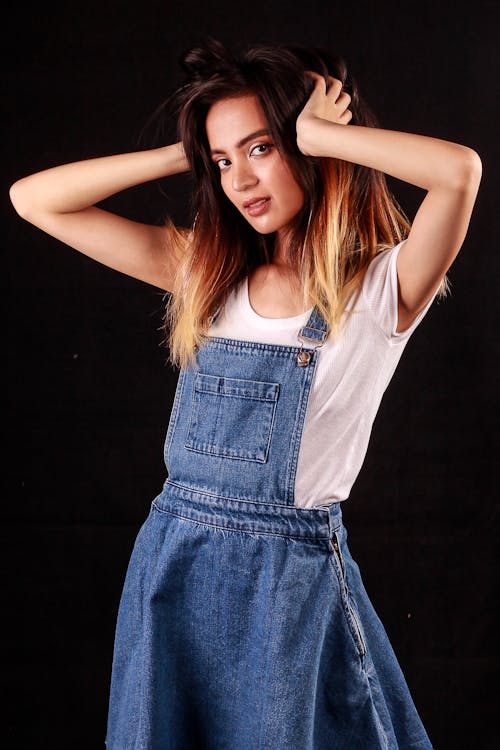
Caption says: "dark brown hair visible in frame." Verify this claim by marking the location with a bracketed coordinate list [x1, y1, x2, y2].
[142, 38, 447, 369]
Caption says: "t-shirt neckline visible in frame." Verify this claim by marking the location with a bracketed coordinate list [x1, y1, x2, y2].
[241, 276, 314, 329]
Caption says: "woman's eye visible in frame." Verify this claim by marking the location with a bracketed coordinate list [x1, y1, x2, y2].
[216, 158, 231, 170]
[251, 143, 272, 156]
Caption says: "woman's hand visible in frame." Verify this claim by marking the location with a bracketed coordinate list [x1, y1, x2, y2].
[296, 72, 352, 156]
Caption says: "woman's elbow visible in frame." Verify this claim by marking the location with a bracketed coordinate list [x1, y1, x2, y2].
[452, 147, 483, 190]
[9, 179, 35, 219]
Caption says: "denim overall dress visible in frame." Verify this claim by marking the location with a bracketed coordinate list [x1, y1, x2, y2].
[105, 303, 433, 750]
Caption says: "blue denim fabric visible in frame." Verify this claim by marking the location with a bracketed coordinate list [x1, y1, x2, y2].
[106, 306, 433, 749]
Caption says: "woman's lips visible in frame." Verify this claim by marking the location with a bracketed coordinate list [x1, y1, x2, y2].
[244, 197, 271, 216]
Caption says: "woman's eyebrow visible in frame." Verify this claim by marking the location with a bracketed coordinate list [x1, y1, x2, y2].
[210, 129, 270, 156]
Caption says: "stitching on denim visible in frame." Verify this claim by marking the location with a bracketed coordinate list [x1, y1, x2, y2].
[164, 367, 187, 470]
[151, 501, 330, 543]
[327, 551, 367, 660]
[286, 349, 318, 501]
[185, 374, 278, 462]
[164, 479, 342, 525]
[205, 337, 317, 355]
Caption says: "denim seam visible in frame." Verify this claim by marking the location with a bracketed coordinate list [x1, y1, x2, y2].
[327, 547, 367, 661]
[151, 501, 330, 543]
[163, 478, 339, 514]
[286, 350, 318, 502]
[205, 336, 317, 355]
[164, 367, 187, 472]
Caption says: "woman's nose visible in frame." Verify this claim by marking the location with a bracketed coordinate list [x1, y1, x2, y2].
[231, 161, 258, 192]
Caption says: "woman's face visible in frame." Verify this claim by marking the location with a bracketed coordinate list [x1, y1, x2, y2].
[205, 94, 305, 238]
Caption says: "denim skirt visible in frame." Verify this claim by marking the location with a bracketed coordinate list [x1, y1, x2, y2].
[105, 307, 433, 749]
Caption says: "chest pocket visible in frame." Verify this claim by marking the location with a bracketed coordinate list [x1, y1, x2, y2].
[185, 372, 280, 463]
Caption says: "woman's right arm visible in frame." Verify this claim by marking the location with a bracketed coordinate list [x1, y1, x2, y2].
[9, 142, 190, 292]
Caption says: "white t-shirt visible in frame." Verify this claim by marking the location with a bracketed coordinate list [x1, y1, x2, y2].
[208, 239, 440, 508]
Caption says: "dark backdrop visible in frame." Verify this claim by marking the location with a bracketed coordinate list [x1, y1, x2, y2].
[4, 1, 497, 748]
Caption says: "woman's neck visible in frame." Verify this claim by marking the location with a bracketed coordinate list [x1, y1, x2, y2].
[272, 225, 296, 267]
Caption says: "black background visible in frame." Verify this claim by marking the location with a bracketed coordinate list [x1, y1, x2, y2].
[4, 1, 498, 748]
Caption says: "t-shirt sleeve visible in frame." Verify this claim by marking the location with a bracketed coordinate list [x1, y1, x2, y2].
[361, 239, 440, 344]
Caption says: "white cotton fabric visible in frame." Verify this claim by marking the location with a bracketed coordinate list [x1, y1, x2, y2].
[208, 240, 440, 508]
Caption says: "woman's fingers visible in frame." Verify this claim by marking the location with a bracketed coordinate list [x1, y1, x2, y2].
[338, 109, 353, 124]
[301, 70, 353, 126]
[306, 71, 349, 101]
[326, 76, 343, 95]
[326, 80, 352, 119]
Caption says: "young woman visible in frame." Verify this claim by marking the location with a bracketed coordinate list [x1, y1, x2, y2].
[10, 38, 481, 750]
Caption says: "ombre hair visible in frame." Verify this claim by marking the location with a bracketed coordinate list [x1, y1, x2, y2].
[146, 38, 449, 370]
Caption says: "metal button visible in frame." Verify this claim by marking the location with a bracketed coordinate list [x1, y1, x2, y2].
[297, 350, 312, 367]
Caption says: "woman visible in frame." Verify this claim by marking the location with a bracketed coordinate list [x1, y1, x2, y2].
[9, 38, 481, 750]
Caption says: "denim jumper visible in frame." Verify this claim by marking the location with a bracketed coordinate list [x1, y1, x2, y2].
[105, 304, 433, 750]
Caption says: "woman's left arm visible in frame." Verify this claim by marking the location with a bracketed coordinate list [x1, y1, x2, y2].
[297, 73, 483, 327]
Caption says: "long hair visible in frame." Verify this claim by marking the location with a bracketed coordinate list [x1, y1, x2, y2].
[144, 38, 448, 370]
